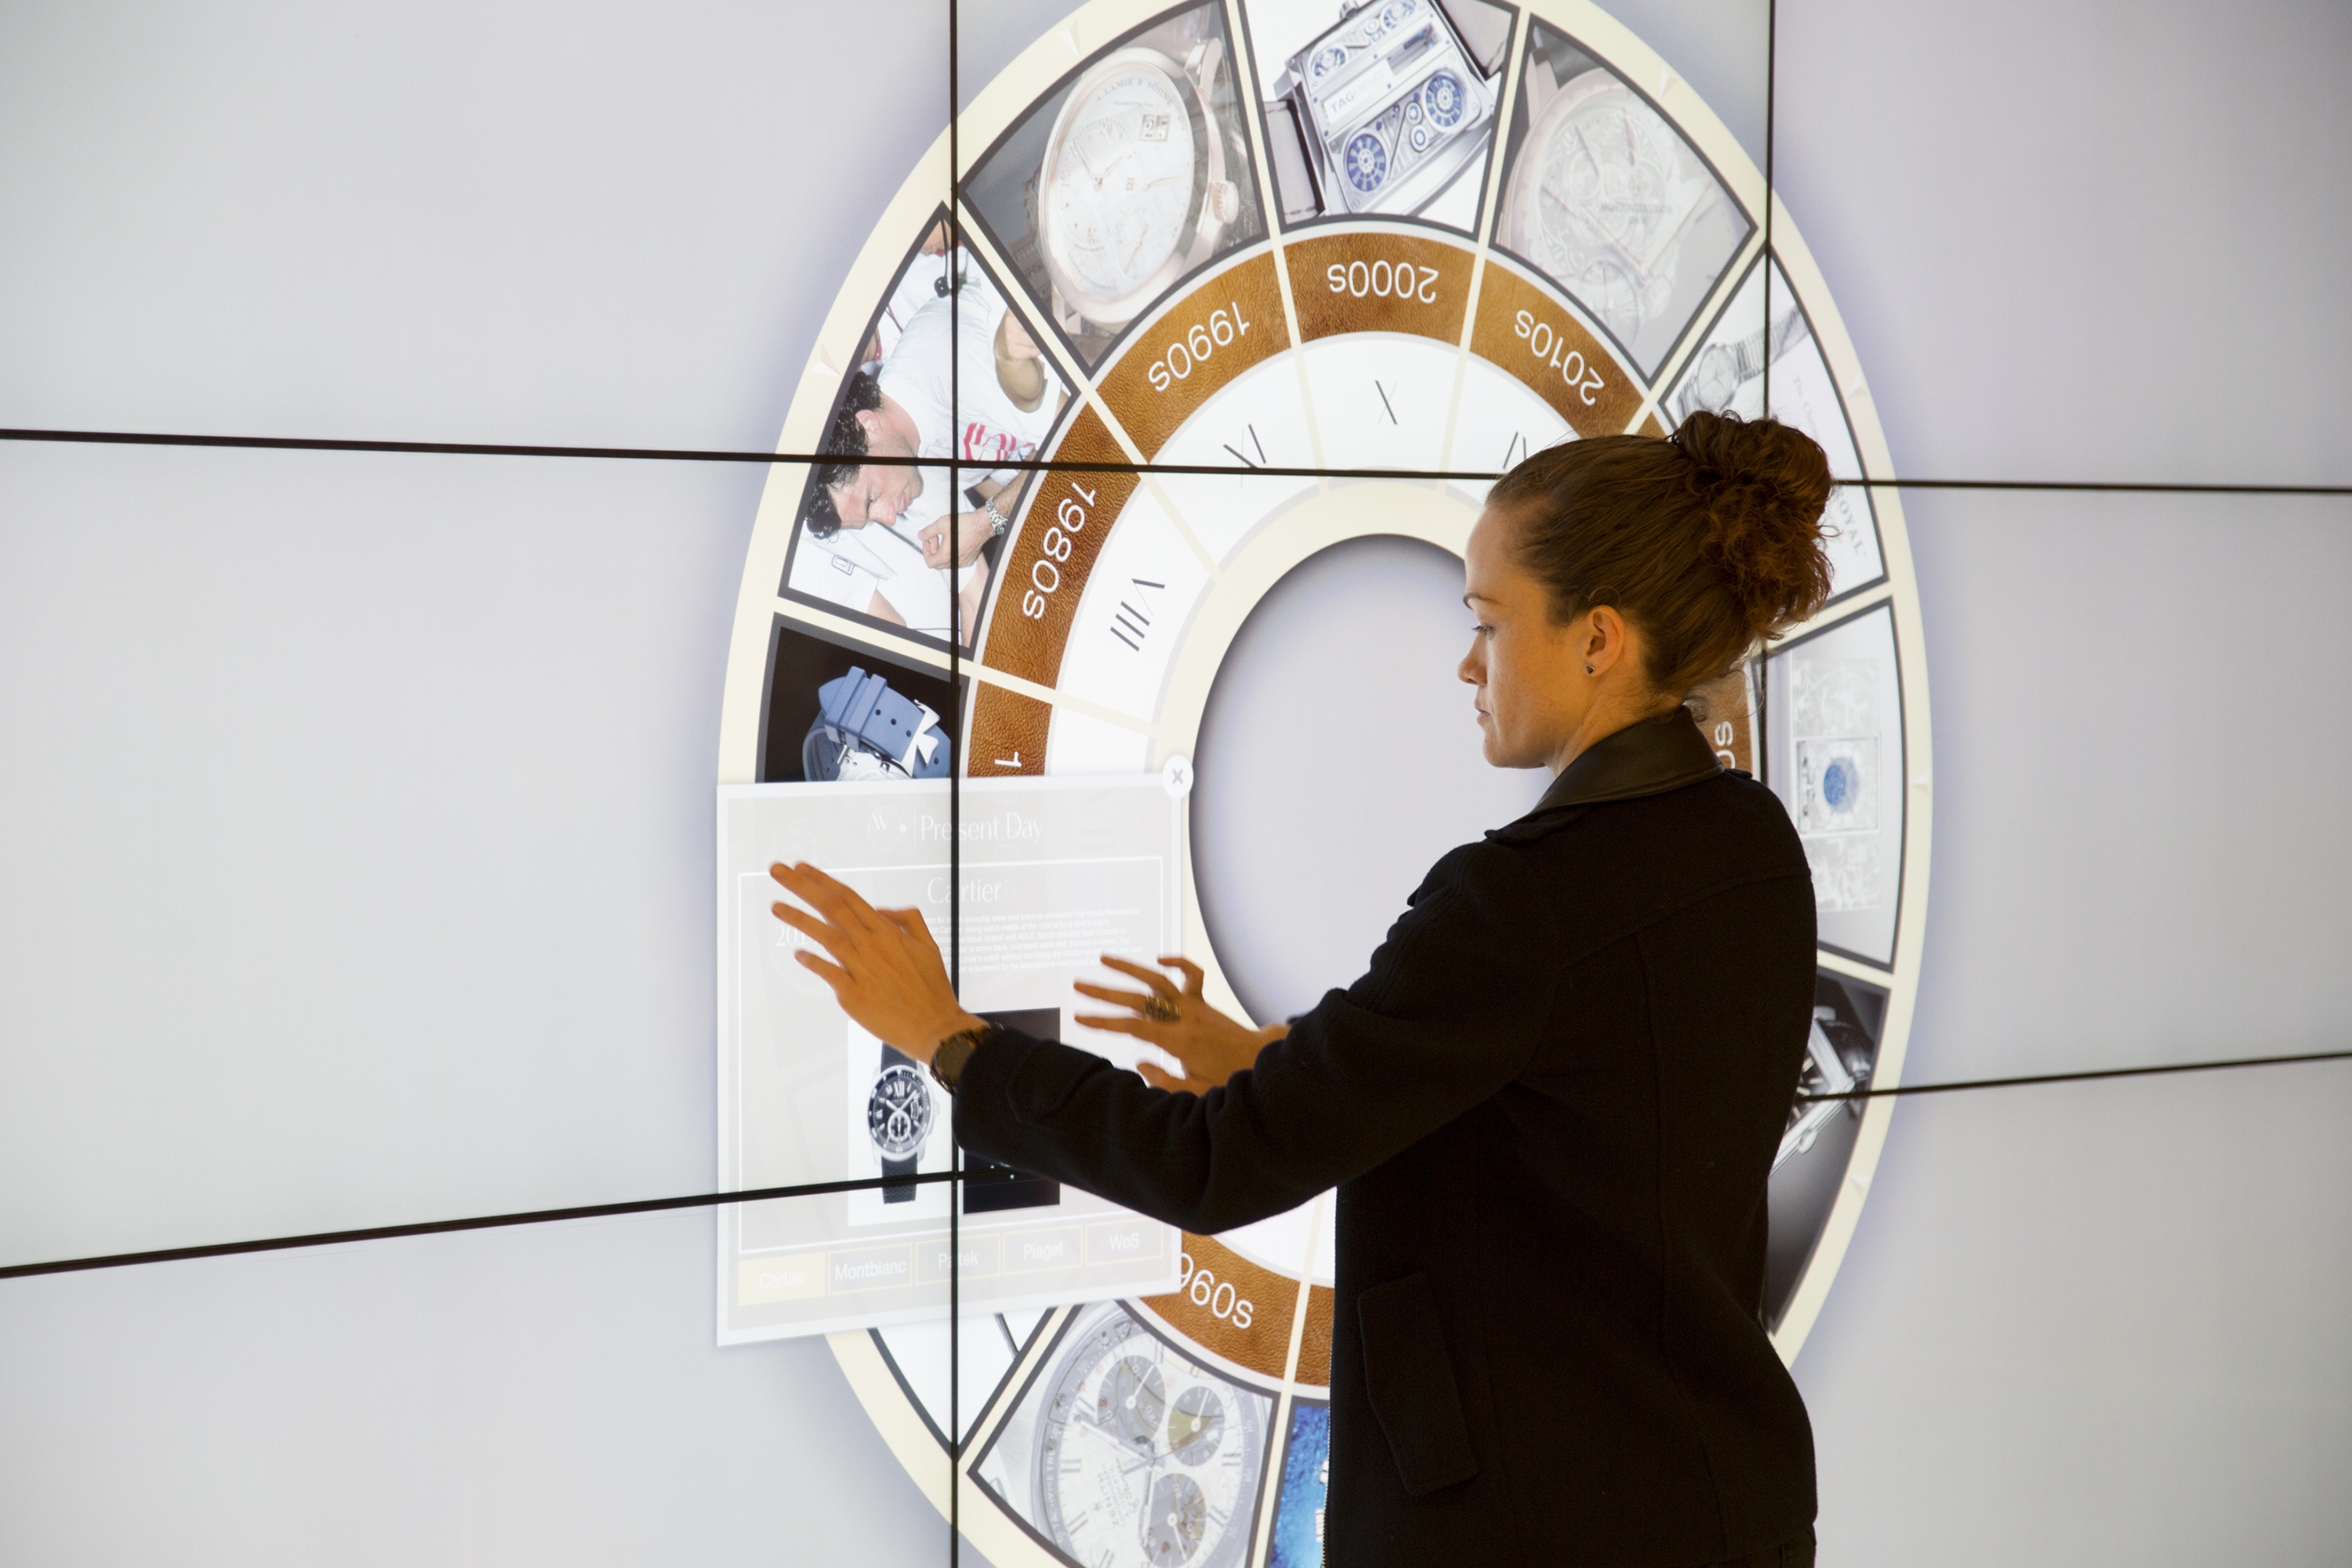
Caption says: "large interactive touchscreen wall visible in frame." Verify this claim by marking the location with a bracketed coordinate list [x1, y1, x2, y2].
[713, 0, 1930, 1559]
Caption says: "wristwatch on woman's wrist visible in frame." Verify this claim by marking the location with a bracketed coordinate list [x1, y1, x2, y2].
[984, 499, 1012, 539]
[930, 1022, 1003, 1091]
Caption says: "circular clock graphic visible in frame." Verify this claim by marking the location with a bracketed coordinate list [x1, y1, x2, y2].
[714, 2, 1929, 1563]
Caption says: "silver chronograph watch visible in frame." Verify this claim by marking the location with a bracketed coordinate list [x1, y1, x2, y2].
[1038, 39, 1241, 334]
[867, 1044, 935, 1203]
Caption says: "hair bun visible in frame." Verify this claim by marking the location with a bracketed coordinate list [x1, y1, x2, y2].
[1670, 409, 1835, 639]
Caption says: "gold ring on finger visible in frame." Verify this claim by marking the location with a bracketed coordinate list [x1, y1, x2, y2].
[1142, 993, 1181, 1024]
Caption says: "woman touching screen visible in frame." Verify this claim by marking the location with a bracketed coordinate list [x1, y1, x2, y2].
[771, 411, 1836, 1568]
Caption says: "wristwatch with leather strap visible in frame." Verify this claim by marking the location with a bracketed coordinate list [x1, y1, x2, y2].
[930, 1022, 1005, 1092]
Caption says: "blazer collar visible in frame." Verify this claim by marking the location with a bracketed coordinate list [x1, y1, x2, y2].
[1489, 706, 1725, 844]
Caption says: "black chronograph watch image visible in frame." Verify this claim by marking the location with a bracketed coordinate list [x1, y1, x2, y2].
[866, 1044, 936, 1203]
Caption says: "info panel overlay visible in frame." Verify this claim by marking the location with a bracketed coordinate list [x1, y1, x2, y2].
[717, 776, 1185, 1341]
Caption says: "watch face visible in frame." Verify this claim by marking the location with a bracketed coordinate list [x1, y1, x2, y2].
[1690, 339, 1745, 410]
[865, 1062, 934, 1160]
[726, 1, 1929, 1559]
[1424, 71, 1465, 129]
[1495, 23, 1748, 376]
[1047, 62, 1198, 304]
[1522, 72, 1695, 345]
[961, 2, 1263, 367]
[1003, 1302, 1268, 1568]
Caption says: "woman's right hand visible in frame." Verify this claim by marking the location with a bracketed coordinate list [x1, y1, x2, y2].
[1073, 956, 1287, 1094]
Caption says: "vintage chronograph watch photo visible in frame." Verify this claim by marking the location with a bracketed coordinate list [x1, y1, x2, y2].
[714, 2, 1931, 1561]
[975, 1301, 1272, 1568]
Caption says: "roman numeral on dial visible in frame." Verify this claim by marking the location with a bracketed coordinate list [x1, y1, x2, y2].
[1109, 579, 1165, 652]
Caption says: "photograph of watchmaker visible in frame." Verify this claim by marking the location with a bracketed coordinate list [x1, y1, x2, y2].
[773, 412, 1842, 1566]
[863, 217, 960, 367]
[786, 263, 1068, 647]
[960, 1, 1266, 365]
[1247, 0, 1512, 234]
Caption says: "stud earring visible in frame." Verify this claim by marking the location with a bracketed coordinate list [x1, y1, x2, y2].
[1584, 663, 1595, 675]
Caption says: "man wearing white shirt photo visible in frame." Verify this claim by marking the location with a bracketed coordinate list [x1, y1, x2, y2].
[789, 270, 1069, 645]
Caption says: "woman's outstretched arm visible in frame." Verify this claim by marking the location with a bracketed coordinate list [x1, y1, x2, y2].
[771, 844, 1559, 1232]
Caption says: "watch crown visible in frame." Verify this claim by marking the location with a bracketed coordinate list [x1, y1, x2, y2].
[1207, 180, 1241, 226]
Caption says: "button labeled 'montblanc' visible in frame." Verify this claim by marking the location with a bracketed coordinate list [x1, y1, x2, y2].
[827, 1243, 913, 1294]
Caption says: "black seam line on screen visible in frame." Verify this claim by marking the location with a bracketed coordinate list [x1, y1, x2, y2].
[1795, 1046, 2352, 1105]
[0, 1170, 970, 1281]
[5, 429, 2348, 495]
[1762, 0, 1777, 423]
[5, 1049, 2347, 1285]
[947, 0, 961, 1545]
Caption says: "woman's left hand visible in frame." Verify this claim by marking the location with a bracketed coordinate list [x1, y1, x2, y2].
[1075, 956, 1287, 1094]
[769, 862, 981, 1062]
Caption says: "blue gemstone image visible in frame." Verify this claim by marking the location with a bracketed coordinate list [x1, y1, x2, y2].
[1424, 71, 1465, 129]
[1822, 757, 1857, 811]
[1345, 132, 1388, 192]
[1269, 1403, 1332, 1568]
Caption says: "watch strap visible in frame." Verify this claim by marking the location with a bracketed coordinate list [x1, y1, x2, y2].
[930, 1023, 1004, 1093]
[876, 1044, 924, 1201]
[814, 668, 946, 779]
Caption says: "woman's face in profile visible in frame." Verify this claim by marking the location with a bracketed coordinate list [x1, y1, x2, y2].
[1460, 506, 1593, 771]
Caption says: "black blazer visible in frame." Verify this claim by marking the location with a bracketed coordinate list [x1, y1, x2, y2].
[954, 709, 1820, 1566]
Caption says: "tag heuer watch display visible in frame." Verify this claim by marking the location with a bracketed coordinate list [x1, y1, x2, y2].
[802, 666, 949, 782]
[1039, 39, 1242, 334]
[1263, 0, 1498, 221]
[866, 1044, 936, 1203]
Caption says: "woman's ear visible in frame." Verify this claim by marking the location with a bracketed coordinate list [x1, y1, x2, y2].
[1585, 606, 1630, 676]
